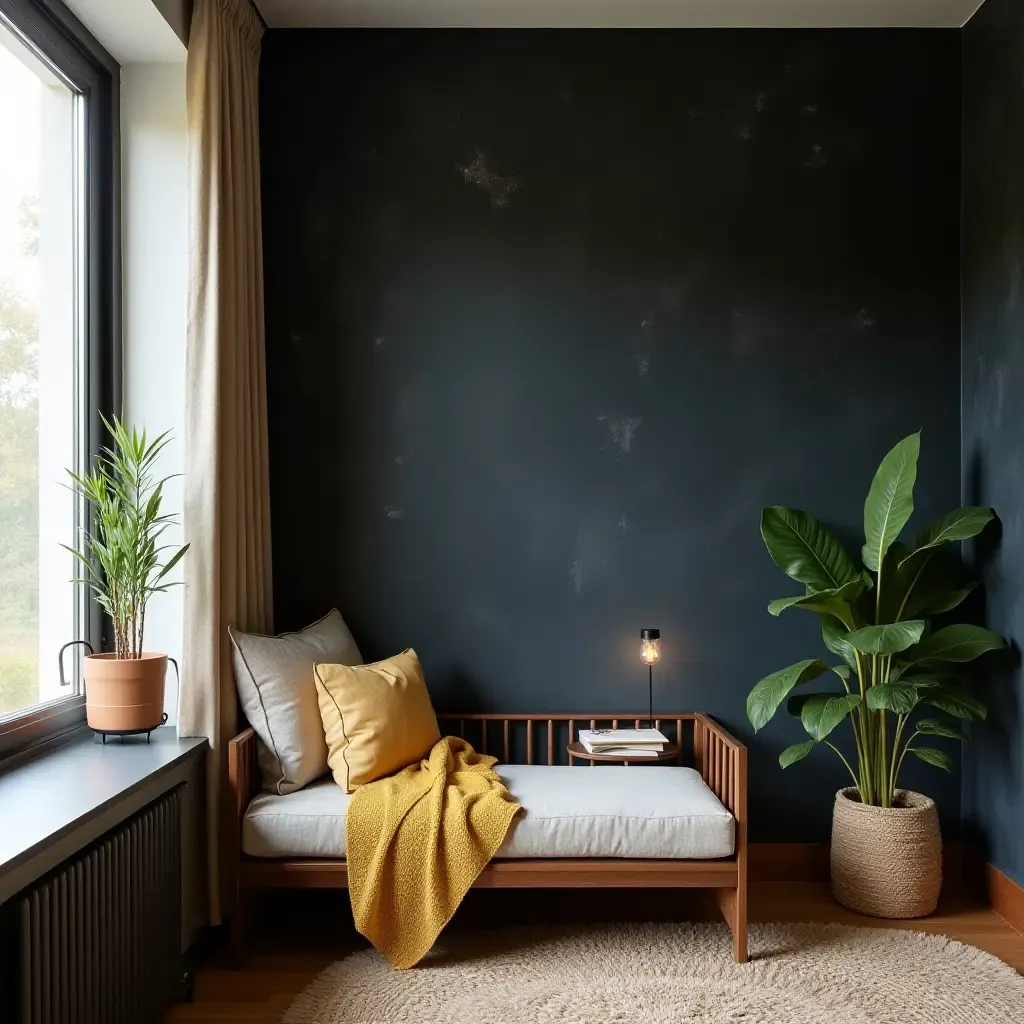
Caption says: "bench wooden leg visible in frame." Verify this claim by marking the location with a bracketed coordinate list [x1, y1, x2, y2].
[715, 886, 748, 964]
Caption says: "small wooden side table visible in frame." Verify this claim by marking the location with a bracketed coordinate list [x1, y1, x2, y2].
[567, 741, 681, 765]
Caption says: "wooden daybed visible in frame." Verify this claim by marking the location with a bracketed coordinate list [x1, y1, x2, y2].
[226, 712, 748, 963]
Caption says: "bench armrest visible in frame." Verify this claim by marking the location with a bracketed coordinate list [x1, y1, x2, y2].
[228, 727, 259, 822]
[693, 714, 747, 831]
[226, 726, 259, 917]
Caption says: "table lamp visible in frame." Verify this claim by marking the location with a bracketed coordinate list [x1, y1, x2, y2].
[640, 628, 661, 728]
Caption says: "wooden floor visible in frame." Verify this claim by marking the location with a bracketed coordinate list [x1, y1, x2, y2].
[165, 883, 1024, 1023]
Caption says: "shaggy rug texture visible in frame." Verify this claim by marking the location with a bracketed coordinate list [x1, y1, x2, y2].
[281, 922, 1024, 1023]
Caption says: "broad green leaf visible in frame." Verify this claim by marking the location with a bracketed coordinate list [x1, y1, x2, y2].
[862, 432, 920, 572]
[780, 741, 816, 769]
[746, 659, 831, 732]
[822, 617, 858, 670]
[845, 620, 926, 656]
[787, 692, 847, 717]
[905, 582, 979, 619]
[908, 747, 953, 772]
[767, 579, 865, 630]
[922, 685, 987, 721]
[916, 718, 969, 742]
[907, 624, 1005, 664]
[893, 671, 950, 688]
[866, 682, 921, 715]
[875, 541, 916, 622]
[800, 693, 862, 741]
[761, 506, 861, 592]
[831, 664, 852, 682]
[768, 595, 815, 615]
[903, 507, 996, 563]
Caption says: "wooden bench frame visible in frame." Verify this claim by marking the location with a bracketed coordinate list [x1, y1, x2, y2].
[226, 712, 748, 963]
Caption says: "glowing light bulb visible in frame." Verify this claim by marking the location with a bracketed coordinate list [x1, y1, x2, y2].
[640, 631, 661, 665]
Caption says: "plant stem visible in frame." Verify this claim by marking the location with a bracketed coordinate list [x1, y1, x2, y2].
[879, 711, 890, 807]
[825, 741, 862, 798]
[895, 553, 933, 623]
[892, 724, 925, 786]
[853, 651, 873, 804]
[888, 713, 908, 802]
[893, 730, 923, 789]
[870, 653, 882, 804]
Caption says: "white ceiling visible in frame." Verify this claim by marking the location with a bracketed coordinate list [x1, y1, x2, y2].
[62, 0, 185, 63]
[254, 0, 987, 29]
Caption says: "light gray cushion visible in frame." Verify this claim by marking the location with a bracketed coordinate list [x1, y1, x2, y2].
[242, 765, 735, 859]
[230, 609, 362, 794]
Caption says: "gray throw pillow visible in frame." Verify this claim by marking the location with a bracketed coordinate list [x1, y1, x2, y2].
[230, 609, 363, 794]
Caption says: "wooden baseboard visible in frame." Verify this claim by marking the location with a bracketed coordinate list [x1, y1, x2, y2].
[749, 842, 964, 887]
[985, 863, 1024, 935]
[750, 843, 830, 882]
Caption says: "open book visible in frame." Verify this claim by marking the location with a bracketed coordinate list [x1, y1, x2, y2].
[578, 728, 668, 756]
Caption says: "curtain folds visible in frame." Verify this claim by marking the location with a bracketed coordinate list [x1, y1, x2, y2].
[180, 0, 272, 925]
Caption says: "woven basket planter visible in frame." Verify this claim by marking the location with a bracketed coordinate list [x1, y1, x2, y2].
[830, 788, 941, 919]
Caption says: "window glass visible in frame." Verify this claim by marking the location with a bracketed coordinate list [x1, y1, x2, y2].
[0, 25, 80, 719]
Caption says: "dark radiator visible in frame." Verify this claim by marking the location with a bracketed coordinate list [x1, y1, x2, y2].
[18, 785, 183, 1024]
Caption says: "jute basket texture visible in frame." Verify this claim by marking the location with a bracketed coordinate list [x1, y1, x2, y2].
[830, 787, 941, 918]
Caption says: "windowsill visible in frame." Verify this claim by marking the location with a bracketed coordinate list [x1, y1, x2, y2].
[0, 726, 207, 905]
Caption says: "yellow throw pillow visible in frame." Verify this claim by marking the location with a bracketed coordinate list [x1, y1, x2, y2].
[314, 648, 441, 793]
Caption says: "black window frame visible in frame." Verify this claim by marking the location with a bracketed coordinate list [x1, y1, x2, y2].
[0, 0, 120, 763]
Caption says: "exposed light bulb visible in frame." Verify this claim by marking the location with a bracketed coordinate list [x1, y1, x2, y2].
[640, 638, 661, 665]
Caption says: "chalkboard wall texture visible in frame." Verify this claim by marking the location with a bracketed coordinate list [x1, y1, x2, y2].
[963, 0, 1024, 886]
[260, 29, 962, 841]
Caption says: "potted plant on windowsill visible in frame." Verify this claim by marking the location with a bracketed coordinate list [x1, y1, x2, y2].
[746, 432, 1004, 918]
[63, 416, 189, 737]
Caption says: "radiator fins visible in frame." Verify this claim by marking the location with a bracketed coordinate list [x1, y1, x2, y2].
[18, 785, 183, 1024]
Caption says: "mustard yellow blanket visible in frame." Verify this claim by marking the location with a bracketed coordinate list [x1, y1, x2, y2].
[345, 735, 522, 969]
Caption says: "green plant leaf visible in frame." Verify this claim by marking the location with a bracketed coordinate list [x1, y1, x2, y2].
[845, 620, 926, 655]
[761, 506, 861, 593]
[866, 682, 922, 714]
[903, 507, 996, 563]
[779, 741, 816, 769]
[862, 432, 920, 572]
[905, 582, 979, 619]
[746, 659, 831, 732]
[786, 692, 846, 717]
[65, 415, 188, 658]
[907, 624, 1006, 664]
[874, 541, 915, 622]
[800, 693, 862, 741]
[822, 617, 858, 669]
[922, 685, 987, 721]
[916, 718, 969, 742]
[893, 671, 951, 688]
[908, 747, 953, 772]
[154, 544, 190, 582]
[767, 579, 865, 630]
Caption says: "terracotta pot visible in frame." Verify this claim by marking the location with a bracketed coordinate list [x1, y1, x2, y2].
[830, 787, 942, 919]
[84, 653, 167, 734]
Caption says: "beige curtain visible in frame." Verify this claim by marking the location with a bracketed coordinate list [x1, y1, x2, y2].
[179, 0, 273, 925]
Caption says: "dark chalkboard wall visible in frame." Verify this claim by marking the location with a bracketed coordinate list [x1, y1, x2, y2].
[260, 30, 962, 841]
[963, 0, 1024, 886]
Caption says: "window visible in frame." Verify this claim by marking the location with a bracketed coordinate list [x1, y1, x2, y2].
[0, 0, 118, 758]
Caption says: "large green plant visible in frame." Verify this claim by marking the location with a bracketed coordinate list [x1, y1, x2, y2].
[746, 432, 1004, 807]
[65, 417, 189, 659]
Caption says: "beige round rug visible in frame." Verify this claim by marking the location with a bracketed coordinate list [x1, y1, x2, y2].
[281, 922, 1024, 1023]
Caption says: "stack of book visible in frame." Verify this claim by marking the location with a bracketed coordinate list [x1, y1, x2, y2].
[577, 727, 669, 757]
